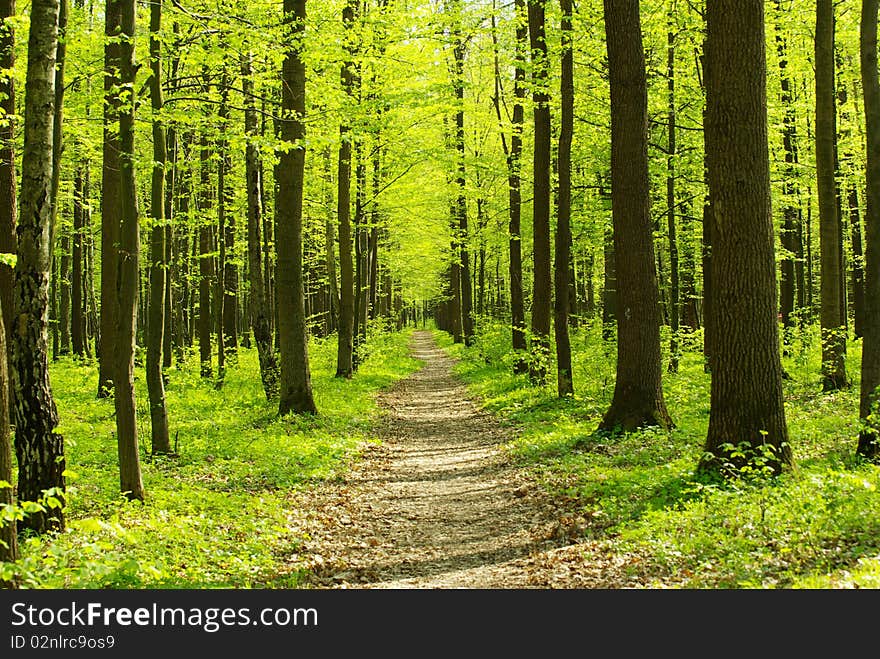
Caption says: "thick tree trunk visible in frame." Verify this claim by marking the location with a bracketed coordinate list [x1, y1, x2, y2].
[599, 0, 672, 432]
[527, 0, 552, 384]
[700, 0, 791, 474]
[146, 0, 169, 454]
[14, 0, 66, 533]
[554, 0, 573, 397]
[98, 0, 121, 397]
[858, 0, 880, 459]
[816, 0, 848, 390]
[114, 0, 144, 500]
[242, 51, 279, 400]
[276, 0, 317, 416]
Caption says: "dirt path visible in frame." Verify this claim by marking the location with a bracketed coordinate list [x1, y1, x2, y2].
[291, 330, 640, 589]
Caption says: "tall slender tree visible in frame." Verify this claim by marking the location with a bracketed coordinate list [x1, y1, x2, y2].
[527, 0, 552, 384]
[0, 300, 12, 565]
[598, 0, 672, 432]
[147, 0, 170, 454]
[276, 0, 317, 415]
[491, 0, 527, 374]
[243, 51, 279, 399]
[98, 0, 121, 397]
[14, 0, 66, 533]
[816, 0, 848, 391]
[114, 0, 144, 499]
[858, 0, 880, 459]
[699, 0, 791, 474]
[554, 0, 573, 396]
[0, 0, 15, 378]
[335, 0, 357, 379]
[452, 9, 474, 347]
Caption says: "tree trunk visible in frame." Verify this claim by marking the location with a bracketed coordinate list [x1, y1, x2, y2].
[198, 128, 213, 379]
[114, 0, 144, 500]
[493, 0, 527, 373]
[0, 298, 14, 564]
[242, 51, 279, 399]
[323, 146, 340, 332]
[554, 0, 573, 397]
[98, 0, 121, 397]
[858, 0, 880, 459]
[59, 226, 70, 354]
[276, 0, 317, 416]
[0, 0, 15, 393]
[666, 25, 680, 373]
[146, 0, 170, 454]
[817, 0, 848, 390]
[700, 0, 791, 475]
[452, 21, 474, 347]
[219, 76, 238, 364]
[14, 0, 66, 533]
[71, 167, 85, 356]
[48, 0, 67, 273]
[774, 0, 801, 340]
[527, 0, 552, 384]
[598, 0, 672, 432]
[335, 0, 356, 379]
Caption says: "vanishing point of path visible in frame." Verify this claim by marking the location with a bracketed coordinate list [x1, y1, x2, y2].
[292, 330, 647, 589]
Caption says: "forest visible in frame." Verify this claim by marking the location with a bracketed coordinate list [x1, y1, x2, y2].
[1, 0, 880, 590]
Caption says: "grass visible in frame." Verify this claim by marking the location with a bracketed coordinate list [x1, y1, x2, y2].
[2, 327, 422, 589]
[438, 319, 880, 589]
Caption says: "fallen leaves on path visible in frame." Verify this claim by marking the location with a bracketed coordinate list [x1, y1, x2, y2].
[284, 331, 655, 589]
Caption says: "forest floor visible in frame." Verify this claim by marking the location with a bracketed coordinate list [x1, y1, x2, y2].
[290, 330, 649, 588]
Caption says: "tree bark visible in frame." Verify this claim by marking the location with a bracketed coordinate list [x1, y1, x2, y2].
[774, 0, 801, 339]
[276, 0, 317, 416]
[0, 298, 14, 564]
[493, 0, 526, 373]
[71, 167, 85, 356]
[452, 17, 474, 347]
[242, 51, 279, 399]
[198, 127, 213, 379]
[114, 0, 144, 500]
[98, 0, 121, 397]
[816, 0, 848, 390]
[598, 0, 672, 432]
[14, 0, 66, 533]
[219, 75, 237, 364]
[335, 0, 356, 379]
[0, 0, 15, 391]
[858, 0, 880, 459]
[666, 24, 680, 373]
[59, 226, 70, 354]
[554, 0, 573, 396]
[527, 0, 552, 384]
[700, 0, 791, 474]
[146, 0, 170, 454]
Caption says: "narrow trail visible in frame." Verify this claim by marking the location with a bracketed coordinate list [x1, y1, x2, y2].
[292, 330, 642, 589]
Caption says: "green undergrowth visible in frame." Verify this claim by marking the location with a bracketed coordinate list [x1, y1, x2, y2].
[3, 328, 421, 589]
[438, 320, 880, 588]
